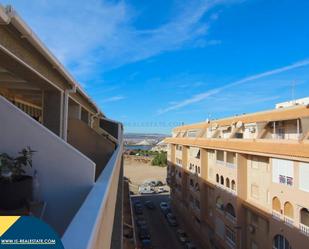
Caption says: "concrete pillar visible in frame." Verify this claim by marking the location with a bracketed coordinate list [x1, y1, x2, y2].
[42, 90, 63, 136]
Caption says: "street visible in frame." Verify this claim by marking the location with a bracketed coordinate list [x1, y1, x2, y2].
[132, 193, 184, 249]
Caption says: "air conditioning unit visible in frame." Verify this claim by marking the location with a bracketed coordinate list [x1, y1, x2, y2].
[248, 224, 255, 234]
[249, 127, 256, 133]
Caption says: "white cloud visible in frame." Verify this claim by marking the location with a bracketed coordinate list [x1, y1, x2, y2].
[157, 58, 309, 114]
[101, 95, 126, 103]
[4, 0, 236, 77]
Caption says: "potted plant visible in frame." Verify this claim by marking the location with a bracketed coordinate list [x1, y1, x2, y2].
[0, 147, 35, 210]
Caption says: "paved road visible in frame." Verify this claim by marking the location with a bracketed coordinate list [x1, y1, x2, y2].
[132, 194, 184, 249]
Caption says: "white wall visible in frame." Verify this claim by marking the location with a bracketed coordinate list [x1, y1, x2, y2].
[0, 96, 95, 235]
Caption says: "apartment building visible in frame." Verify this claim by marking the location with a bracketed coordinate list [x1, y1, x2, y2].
[0, 5, 123, 249]
[166, 97, 309, 249]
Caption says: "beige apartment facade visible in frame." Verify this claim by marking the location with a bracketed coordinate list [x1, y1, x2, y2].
[165, 99, 309, 249]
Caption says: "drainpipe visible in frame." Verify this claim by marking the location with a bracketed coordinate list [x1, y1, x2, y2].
[90, 112, 100, 129]
[63, 85, 77, 141]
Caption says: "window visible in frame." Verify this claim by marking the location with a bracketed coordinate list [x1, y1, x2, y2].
[220, 176, 224, 185]
[216, 174, 219, 183]
[196, 150, 200, 159]
[226, 152, 235, 164]
[300, 208, 309, 226]
[226, 178, 230, 188]
[225, 203, 236, 219]
[216, 150, 224, 162]
[231, 180, 236, 191]
[176, 145, 183, 151]
[272, 197, 281, 213]
[195, 199, 200, 209]
[273, 235, 291, 249]
[272, 159, 293, 186]
[188, 130, 198, 137]
[283, 202, 293, 219]
[216, 196, 224, 210]
[235, 132, 243, 139]
[198, 166, 200, 174]
[194, 183, 200, 192]
[251, 184, 259, 199]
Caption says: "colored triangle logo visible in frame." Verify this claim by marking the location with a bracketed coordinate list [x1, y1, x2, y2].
[0, 216, 20, 236]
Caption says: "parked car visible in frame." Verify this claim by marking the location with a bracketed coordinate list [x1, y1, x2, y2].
[139, 185, 156, 194]
[185, 242, 197, 249]
[157, 187, 166, 193]
[159, 202, 169, 209]
[134, 201, 142, 208]
[134, 203, 143, 215]
[143, 180, 164, 187]
[136, 218, 147, 228]
[138, 227, 151, 240]
[166, 213, 178, 226]
[141, 239, 153, 249]
[160, 202, 171, 215]
[176, 229, 189, 243]
[145, 200, 155, 209]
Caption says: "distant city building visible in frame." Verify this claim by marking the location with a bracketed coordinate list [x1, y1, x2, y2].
[151, 140, 168, 152]
[165, 99, 309, 249]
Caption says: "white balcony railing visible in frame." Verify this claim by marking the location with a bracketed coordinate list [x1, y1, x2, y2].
[216, 160, 225, 166]
[272, 210, 282, 221]
[62, 125, 123, 249]
[300, 223, 309, 236]
[226, 162, 236, 169]
[283, 216, 294, 227]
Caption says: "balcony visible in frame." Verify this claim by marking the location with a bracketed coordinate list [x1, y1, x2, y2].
[272, 210, 282, 221]
[0, 96, 123, 249]
[226, 162, 236, 169]
[284, 216, 294, 227]
[300, 223, 309, 236]
[63, 136, 123, 249]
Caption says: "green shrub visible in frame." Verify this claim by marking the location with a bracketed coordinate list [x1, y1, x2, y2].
[151, 151, 167, 167]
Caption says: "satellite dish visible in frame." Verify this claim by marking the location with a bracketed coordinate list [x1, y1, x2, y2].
[236, 121, 243, 128]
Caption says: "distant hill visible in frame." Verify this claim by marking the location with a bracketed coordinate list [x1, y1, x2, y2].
[124, 133, 169, 139]
[124, 133, 170, 146]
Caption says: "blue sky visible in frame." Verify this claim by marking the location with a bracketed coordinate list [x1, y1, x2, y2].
[4, 0, 309, 134]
